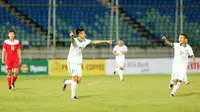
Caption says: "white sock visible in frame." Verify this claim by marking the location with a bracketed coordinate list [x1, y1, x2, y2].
[171, 82, 181, 95]
[64, 80, 73, 84]
[184, 75, 188, 82]
[115, 68, 119, 73]
[118, 69, 123, 81]
[71, 81, 77, 98]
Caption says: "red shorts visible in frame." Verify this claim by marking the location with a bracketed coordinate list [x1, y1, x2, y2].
[6, 61, 19, 70]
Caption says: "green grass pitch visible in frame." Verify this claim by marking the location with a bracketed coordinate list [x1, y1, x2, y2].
[0, 74, 200, 112]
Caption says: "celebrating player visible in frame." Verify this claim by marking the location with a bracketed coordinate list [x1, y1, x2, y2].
[162, 33, 195, 97]
[2, 30, 22, 91]
[113, 40, 128, 81]
[62, 28, 113, 100]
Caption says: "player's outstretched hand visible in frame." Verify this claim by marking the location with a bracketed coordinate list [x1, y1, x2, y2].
[69, 31, 74, 37]
[162, 36, 167, 40]
[106, 40, 114, 44]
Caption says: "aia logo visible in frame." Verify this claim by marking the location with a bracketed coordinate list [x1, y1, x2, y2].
[188, 62, 200, 70]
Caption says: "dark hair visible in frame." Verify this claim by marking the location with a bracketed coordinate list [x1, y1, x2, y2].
[76, 28, 84, 35]
[8, 30, 16, 34]
[180, 33, 188, 40]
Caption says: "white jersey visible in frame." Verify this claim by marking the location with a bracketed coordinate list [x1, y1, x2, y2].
[67, 38, 91, 64]
[113, 45, 128, 60]
[172, 43, 194, 69]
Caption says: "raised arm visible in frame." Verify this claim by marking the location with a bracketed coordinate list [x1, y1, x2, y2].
[69, 31, 76, 46]
[92, 40, 113, 44]
[162, 36, 173, 47]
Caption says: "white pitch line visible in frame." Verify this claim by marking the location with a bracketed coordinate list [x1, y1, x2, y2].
[87, 81, 103, 86]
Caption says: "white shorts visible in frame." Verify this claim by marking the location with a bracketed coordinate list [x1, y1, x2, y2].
[171, 68, 187, 81]
[67, 62, 82, 77]
[116, 59, 125, 68]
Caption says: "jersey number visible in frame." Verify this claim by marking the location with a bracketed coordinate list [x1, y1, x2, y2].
[180, 51, 184, 55]
[11, 46, 14, 50]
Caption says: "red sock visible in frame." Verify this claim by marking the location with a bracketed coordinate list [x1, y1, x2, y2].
[7, 77, 12, 87]
[12, 76, 18, 83]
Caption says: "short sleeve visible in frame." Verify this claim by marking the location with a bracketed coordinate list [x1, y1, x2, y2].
[74, 38, 85, 48]
[188, 46, 194, 57]
[3, 41, 6, 49]
[85, 39, 92, 45]
[173, 43, 179, 48]
[124, 45, 128, 51]
[113, 46, 117, 52]
[17, 42, 21, 49]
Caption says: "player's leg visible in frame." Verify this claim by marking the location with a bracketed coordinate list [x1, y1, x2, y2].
[184, 74, 189, 84]
[170, 71, 185, 97]
[171, 80, 182, 97]
[117, 60, 125, 81]
[12, 68, 19, 90]
[63, 62, 79, 100]
[118, 67, 124, 81]
[169, 72, 176, 89]
[6, 63, 12, 90]
[11, 61, 20, 90]
[113, 60, 119, 75]
[71, 64, 82, 100]
[71, 75, 78, 100]
[113, 68, 119, 75]
[62, 62, 73, 91]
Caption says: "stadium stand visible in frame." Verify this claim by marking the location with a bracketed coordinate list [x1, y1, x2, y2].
[0, 0, 199, 46]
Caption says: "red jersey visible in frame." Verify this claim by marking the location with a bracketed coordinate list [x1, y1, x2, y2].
[3, 39, 21, 63]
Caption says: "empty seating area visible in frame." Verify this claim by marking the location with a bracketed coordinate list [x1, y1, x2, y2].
[0, 0, 199, 47]
[119, 0, 200, 45]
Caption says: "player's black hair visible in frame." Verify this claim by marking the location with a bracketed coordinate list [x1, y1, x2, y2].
[76, 28, 84, 35]
[180, 33, 188, 40]
[8, 30, 16, 34]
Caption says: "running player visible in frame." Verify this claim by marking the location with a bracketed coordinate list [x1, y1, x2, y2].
[162, 33, 195, 97]
[113, 40, 128, 81]
[2, 30, 22, 91]
[62, 28, 113, 100]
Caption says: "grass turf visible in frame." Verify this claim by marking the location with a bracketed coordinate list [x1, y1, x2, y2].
[0, 74, 200, 112]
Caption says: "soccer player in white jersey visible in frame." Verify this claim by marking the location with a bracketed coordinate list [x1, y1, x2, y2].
[113, 40, 128, 81]
[62, 28, 113, 100]
[162, 33, 196, 97]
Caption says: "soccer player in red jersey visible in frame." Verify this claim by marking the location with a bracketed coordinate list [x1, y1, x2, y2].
[2, 30, 22, 91]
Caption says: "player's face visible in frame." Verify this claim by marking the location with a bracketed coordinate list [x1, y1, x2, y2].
[118, 40, 124, 46]
[79, 31, 86, 40]
[179, 35, 186, 44]
[8, 32, 15, 40]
